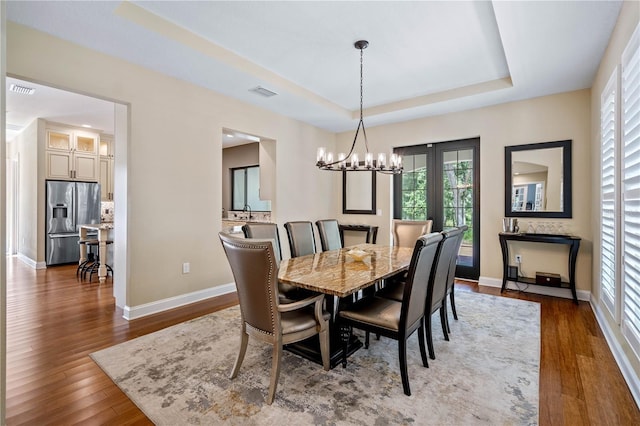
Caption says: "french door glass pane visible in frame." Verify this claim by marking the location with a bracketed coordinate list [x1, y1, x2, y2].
[400, 153, 427, 220]
[442, 148, 474, 267]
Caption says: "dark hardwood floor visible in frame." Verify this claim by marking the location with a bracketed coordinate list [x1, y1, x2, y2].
[5, 258, 640, 425]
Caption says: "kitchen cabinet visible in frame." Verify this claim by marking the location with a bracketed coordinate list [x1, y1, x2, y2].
[99, 135, 114, 201]
[45, 128, 99, 181]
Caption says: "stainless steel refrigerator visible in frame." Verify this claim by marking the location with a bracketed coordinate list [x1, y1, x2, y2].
[46, 180, 101, 265]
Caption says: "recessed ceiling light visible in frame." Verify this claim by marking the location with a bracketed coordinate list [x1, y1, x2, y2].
[249, 86, 278, 98]
[9, 83, 35, 95]
[81, 124, 92, 128]
[225, 134, 234, 137]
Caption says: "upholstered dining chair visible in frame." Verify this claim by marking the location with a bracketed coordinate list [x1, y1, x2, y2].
[242, 222, 283, 262]
[315, 219, 343, 251]
[284, 221, 317, 257]
[242, 222, 305, 302]
[338, 232, 442, 396]
[424, 227, 463, 360]
[376, 219, 434, 301]
[392, 219, 433, 247]
[219, 232, 330, 405]
[443, 225, 469, 332]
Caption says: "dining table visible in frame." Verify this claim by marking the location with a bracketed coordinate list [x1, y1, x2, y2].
[278, 243, 414, 368]
[79, 222, 114, 283]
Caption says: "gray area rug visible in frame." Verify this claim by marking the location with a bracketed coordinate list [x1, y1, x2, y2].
[91, 291, 539, 425]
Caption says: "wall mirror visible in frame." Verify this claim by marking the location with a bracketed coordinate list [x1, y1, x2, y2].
[504, 139, 572, 218]
[343, 168, 376, 214]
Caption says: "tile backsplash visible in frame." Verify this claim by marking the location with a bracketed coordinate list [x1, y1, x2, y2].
[226, 210, 271, 222]
[101, 201, 114, 222]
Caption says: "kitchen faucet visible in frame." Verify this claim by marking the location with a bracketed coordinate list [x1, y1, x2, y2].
[243, 204, 252, 219]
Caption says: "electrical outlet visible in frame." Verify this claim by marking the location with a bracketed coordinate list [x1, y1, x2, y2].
[182, 262, 190, 274]
[515, 255, 522, 263]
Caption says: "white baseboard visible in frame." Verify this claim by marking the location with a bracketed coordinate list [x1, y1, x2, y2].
[122, 282, 236, 320]
[591, 299, 640, 408]
[478, 276, 591, 301]
[17, 253, 47, 269]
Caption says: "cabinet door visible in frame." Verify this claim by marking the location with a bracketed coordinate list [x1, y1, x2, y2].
[99, 136, 113, 158]
[99, 156, 113, 200]
[75, 133, 98, 155]
[46, 151, 72, 180]
[74, 152, 99, 181]
[47, 130, 72, 152]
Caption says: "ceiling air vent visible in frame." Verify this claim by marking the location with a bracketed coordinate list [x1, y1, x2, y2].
[249, 86, 278, 98]
[9, 83, 35, 95]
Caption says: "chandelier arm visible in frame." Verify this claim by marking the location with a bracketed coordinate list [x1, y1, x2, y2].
[321, 118, 363, 167]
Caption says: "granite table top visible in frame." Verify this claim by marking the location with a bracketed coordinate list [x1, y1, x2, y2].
[278, 244, 414, 298]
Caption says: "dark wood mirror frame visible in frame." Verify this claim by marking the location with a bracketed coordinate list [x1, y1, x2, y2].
[342, 168, 377, 215]
[504, 139, 572, 218]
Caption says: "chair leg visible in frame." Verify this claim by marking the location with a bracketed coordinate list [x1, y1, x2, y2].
[450, 289, 458, 320]
[267, 344, 282, 405]
[230, 330, 249, 379]
[399, 338, 411, 396]
[365, 331, 370, 349]
[418, 321, 429, 368]
[440, 304, 449, 342]
[319, 327, 330, 371]
[426, 313, 435, 360]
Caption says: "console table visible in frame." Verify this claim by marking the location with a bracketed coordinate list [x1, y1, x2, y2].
[339, 224, 379, 245]
[499, 232, 581, 304]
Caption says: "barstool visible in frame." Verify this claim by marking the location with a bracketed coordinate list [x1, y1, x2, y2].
[81, 240, 114, 282]
[77, 239, 99, 279]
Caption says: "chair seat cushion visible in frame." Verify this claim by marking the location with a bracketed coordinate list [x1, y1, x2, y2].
[377, 281, 405, 302]
[280, 307, 330, 335]
[339, 297, 402, 332]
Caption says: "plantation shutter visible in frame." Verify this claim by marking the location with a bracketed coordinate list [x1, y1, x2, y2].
[622, 25, 640, 357]
[601, 69, 617, 317]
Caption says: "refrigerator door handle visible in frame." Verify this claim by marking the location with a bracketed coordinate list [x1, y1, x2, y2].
[49, 233, 78, 239]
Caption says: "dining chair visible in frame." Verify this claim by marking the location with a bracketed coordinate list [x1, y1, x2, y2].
[392, 219, 433, 247]
[424, 227, 463, 360]
[241, 222, 283, 262]
[219, 232, 330, 405]
[376, 219, 434, 301]
[315, 219, 343, 251]
[242, 222, 307, 302]
[443, 224, 469, 332]
[284, 221, 317, 257]
[338, 232, 442, 396]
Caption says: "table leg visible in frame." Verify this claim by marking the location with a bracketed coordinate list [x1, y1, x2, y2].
[98, 228, 108, 283]
[79, 227, 88, 264]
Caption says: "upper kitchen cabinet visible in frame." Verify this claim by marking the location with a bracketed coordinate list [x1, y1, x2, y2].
[99, 134, 115, 201]
[45, 126, 99, 181]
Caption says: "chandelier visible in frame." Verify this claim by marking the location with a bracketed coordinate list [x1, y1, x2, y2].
[316, 40, 403, 174]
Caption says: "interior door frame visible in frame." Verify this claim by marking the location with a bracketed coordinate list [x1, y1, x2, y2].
[393, 137, 480, 280]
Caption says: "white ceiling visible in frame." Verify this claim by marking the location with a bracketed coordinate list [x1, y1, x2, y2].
[5, 1, 622, 141]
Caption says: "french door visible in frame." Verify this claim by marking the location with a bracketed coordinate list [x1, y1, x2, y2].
[393, 138, 480, 280]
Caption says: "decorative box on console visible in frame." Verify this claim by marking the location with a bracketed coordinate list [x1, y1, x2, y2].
[535, 272, 562, 287]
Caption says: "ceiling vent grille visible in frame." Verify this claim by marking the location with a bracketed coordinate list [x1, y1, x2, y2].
[9, 84, 35, 95]
[6, 123, 24, 131]
[249, 86, 278, 98]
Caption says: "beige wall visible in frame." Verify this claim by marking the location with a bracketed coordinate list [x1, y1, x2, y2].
[589, 0, 640, 385]
[7, 22, 336, 307]
[335, 89, 593, 290]
[221, 143, 259, 214]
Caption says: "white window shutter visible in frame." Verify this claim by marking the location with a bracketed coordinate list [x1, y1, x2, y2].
[622, 24, 640, 359]
[601, 68, 618, 317]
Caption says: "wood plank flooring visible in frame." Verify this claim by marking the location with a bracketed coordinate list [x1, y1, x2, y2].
[5, 258, 640, 425]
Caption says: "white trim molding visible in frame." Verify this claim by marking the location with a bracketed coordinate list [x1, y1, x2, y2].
[122, 282, 236, 320]
[16, 253, 46, 270]
[592, 299, 640, 408]
[479, 276, 591, 302]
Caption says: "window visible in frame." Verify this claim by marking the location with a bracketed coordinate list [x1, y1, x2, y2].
[231, 165, 271, 212]
[600, 68, 618, 318]
[622, 24, 640, 357]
